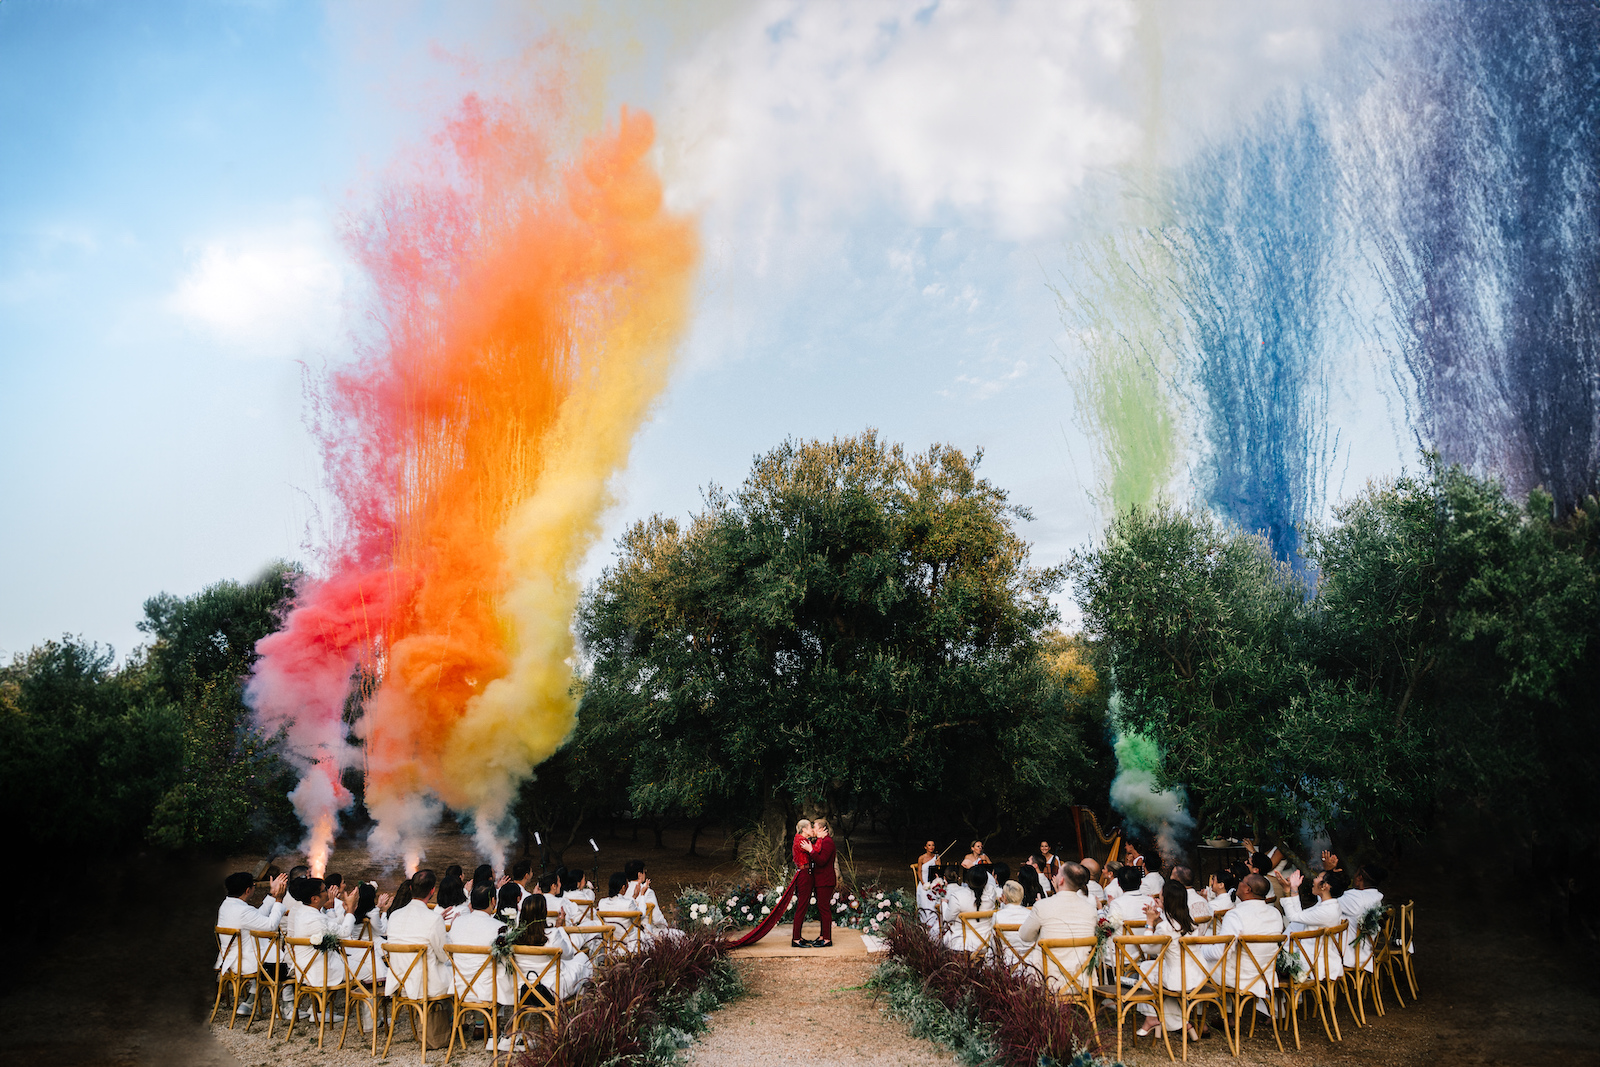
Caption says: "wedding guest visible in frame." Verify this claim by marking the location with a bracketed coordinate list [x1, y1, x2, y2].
[1135, 880, 1206, 1040]
[346, 883, 388, 987]
[437, 875, 468, 924]
[1249, 852, 1280, 900]
[216, 871, 289, 1017]
[1080, 857, 1107, 907]
[1340, 863, 1387, 968]
[1019, 870, 1041, 908]
[1202, 874, 1284, 1015]
[538, 873, 561, 921]
[1018, 863, 1097, 986]
[513, 895, 591, 1003]
[286, 877, 347, 991]
[463, 864, 494, 911]
[1023, 855, 1053, 899]
[1140, 870, 1165, 898]
[560, 868, 596, 926]
[994, 880, 1032, 960]
[497, 882, 523, 925]
[1169, 866, 1211, 923]
[323, 872, 346, 921]
[386, 870, 451, 1002]
[940, 867, 986, 951]
[448, 883, 506, 1008]
[1206, 869, 1239, 918]
[1279, 868, 1347, 932]
[510, 858, 535, 904]
[1108, 866, 1152, 923]
[624, 860, 665, 929]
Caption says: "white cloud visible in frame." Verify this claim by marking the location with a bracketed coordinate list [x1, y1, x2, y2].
[167, 214, 350, 359]
[662, 0, 1142, 243]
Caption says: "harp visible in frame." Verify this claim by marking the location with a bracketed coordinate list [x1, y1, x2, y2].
[1069, 805, 1122, 865]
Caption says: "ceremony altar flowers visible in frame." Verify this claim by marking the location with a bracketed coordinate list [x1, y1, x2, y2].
[834, 885, 915, 935]
[675, 887, 727, 930]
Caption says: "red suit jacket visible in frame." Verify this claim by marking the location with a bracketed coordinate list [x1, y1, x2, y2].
[792, 833, 811, 869]
[810, 835, 837, 888]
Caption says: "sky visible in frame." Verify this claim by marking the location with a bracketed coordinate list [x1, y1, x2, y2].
[0, 0, 1412, 661]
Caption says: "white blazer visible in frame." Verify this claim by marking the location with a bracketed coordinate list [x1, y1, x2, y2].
[286, 899, 347, 986]
[1211, 899, 1284, 1000]
[385, 900, 450, 998]
[940, 885, 987, 951]
[1281, 894, 1341, 933]
[217, 895, 285, 973]
[1339, 887, 1385, 969]
[448, 910, 506, 1003]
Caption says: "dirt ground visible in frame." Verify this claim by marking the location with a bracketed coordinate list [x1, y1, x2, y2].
[2, 822, 1595, 1067]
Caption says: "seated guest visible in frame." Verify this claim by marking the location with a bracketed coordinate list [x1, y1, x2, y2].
[386, 870, 451, 1001]
[448, 883, 506, 1007]
[982, 863, 1008, 911]
[437, 875, 468, 924]
[1201, 874, 1284, 1015]
[286, 877, 347, 993]
[1018, 862, 1098, 986]
[463, 864, 494, 911]
[1249, 851, 1280, 900]
[940, 867, 987, 951]
[1278, 868, 1347, 932]
[624, 860, 666, 928]
[1339, 863, 1387, 969]
[559, 868, 595, 926]
[509, 858, 536, 904]
[1136, 880, 1206, 1039]
[595, 872, 646, 951]
[993, 880, 1032, 960]
[323, 872, 346, 920]
[1206, 869, 1239, 918]
[1105, 861, 1126, 901]
[216, 871, 290, 1017]
[538, 872, 561, 919]
[1019, 871, 1041, 908]
[1170, 866, 1211, 923]
[1140, 870, 1165, 898]
[1080, 858, 1107, 907]
[513, 895, 592, 1003]
[1107, 866, 1151, 924]
[496, 882, 523, 925]
[1023, 855, 1053, 899]
[344, 883, 388, 988]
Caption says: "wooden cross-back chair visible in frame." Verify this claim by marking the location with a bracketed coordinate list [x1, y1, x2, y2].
[1230, 933, 1285, 1054]
[210, 927, 253, 1029]
[247, 929, 292, 1038]
[566, 900, 597, 926]
[283, 936, 350, 1049]
[1373, 906, 1411, 1011]
[1092, 934, 1174, 1063]
[563, 924, 609, 963]
[1176, 934, 1233, 1061]
[1284, 928, 1335, 1049]
[445, 943, 501, 1065]
[1037, 937, 1099, 1037]
[510, 945, 564, 1042]
[597, 910, 647, 957]
[340, 938, 382, 1055]
[990, 923, 1036, 978]
[956, 910, 995, 955]
[1395, 901, 1418, 999]
[383, 942, 453, 1063]
[1347, 914, 1383, 1023]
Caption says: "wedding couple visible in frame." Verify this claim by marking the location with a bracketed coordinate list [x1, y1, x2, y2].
[790, 818, 837, 948]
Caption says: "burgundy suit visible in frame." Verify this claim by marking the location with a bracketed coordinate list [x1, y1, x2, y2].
[790, 833, 814, 942]
[810, 835, 837, 941]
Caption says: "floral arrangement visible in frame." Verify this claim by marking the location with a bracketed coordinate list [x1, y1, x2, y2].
[1274, 945, 1309, 982]
[833, 885, 915, 935]
[675, 887, 727, 930]
[489, 920, 533, 976]
[1356, 903, 1392, 946]
[313, 931, 342, 953]
[1087, 915, 1121, 972]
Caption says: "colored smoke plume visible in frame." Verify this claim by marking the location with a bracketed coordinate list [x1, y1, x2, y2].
[1108, 728, 1194, 867]
[247, 73, 696, 871]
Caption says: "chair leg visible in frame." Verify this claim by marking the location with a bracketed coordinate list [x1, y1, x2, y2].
[1289, 988, 1302, 1051]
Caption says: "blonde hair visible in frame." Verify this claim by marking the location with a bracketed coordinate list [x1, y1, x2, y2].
[812, 818, 829, 832]
[1003, 880, 1023, 905]
[795, 818, 812, 833]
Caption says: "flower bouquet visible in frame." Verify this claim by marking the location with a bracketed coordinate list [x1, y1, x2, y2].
[1275, 944, 1309, 982]
[1088, 915, 1121, 972]
[313, 931, 342, 954]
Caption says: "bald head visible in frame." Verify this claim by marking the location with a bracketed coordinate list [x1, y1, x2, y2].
[1238, 874, 1270, 901]
[1081, 858, 1101, 879]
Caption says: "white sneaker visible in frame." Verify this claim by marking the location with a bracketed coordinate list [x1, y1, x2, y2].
[235, 1000, 255, 1016]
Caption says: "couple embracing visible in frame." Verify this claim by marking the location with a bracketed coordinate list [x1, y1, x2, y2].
[790, 818, 837, 948]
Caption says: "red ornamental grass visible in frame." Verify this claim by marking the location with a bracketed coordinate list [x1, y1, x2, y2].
[515, 925, 728, 1067]
[878, 916, 1105, 1067]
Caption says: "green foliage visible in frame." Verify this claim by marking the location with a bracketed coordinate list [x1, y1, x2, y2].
[578, 431, 1100, 842]
[1070, 456, 1600, 852]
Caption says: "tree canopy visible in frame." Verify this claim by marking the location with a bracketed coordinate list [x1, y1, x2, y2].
[576, 432, 1104, 843]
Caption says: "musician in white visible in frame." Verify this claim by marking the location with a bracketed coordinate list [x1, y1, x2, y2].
[1017, 863, 1098, 987]
[1202, 874, 1284, 1014]
[216, 871, 289, 1017]
[386, 870, 451, 1000]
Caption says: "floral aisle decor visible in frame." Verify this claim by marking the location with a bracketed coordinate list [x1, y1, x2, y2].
[1274, 944, 1309, 983]
[519, 923, 744, 1067]
[867, 916, 1121, 1067]
[1356, 903, 1392, 946]
[1086, 915, 1121, 972]
[833, 885, 916, 935]
[489, 919, 534, 977]
[674, 887, 728, 931]
[312, 931, 343, 954]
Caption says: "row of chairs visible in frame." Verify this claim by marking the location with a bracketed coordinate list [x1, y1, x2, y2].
[947, 901, 1416, 1062]
[210, 904, 660, 1064]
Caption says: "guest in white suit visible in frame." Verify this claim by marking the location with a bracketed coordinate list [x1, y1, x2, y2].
[1205, 869, 1238, 920]
[1018, 863, 1099, 987]
[992, 881, 1032, 963]
[1108, 866, 1152, 924]
[1203, 874, 1284, 1013]
[940, 867, 985, 950]
[1339, 864, 1387, 970]
[216, 871, 290, 1015]
[448, 884, 507, 1005]
[1135, 881, 1208, 1038]
[559, 868, 595, 926]
[1278, 868, 1347, 932]
[1080, 858, 1107, 908]
[624, 860, 666, 930]
[286, 877, 349, 989]
[385, 870, 451, 1000]
[343, 883, 388, 985]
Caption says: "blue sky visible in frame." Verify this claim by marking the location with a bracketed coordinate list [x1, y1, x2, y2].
[0, 0, 1411, 659]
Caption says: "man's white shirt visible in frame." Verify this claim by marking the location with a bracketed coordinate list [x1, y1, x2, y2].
[217, 894, 285, 972]
[286, 899, 347, 986]
[386, 899, 450, 997]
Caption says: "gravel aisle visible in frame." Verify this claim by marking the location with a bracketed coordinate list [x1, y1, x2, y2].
[689, 957, 952, 1067]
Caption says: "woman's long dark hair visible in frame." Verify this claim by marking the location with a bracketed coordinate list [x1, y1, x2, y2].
[387, 878, 414, 917]
[515, 896, 549, 947]
[353, 883, 378, 923]
[1161, 879, 1195, 936]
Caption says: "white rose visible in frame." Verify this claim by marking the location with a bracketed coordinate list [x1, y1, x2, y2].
[761, 906, 770, 915]
[727, 898, 737, 907]
[702, 917, 713, 926]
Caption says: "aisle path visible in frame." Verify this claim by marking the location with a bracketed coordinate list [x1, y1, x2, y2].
[690, 954, 953, 1067]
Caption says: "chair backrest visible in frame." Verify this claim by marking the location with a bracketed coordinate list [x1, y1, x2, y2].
[568, 900, 597, 925]
[343, 939, 377, 989]
[911, 863, 925, 886]
[958, 910, 995, 953]
[512, 945, 563, 1008]
[1111, 935, 1170, 997]
[1287, 929, 1321, 988]
[384, 942, 431, 1001]
[445, 943, 499, 1005]
[991, 923, 1027, 970]
[215, 926, 247, 975]
[1178, 934, 1233, 995]
[564, 924, 609, 961]
[1038, 937, 1098, 996]
[247, 929, 281, 974]
[597, 910, 646, 954]
[1233, 933, 1284, 998]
